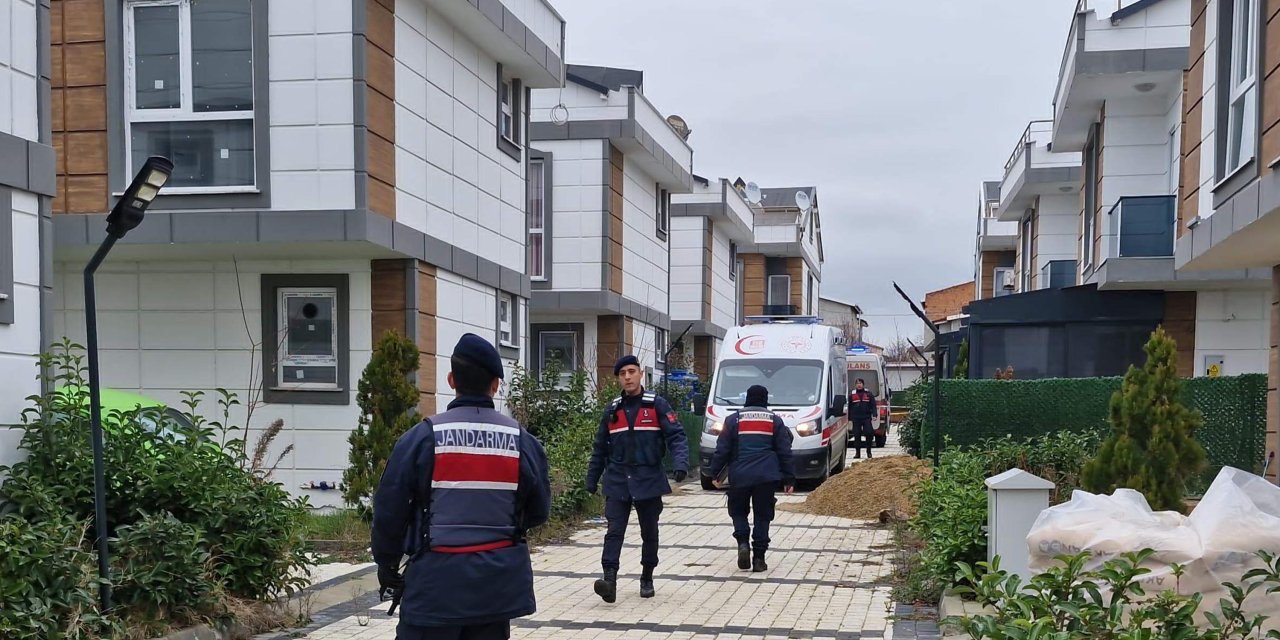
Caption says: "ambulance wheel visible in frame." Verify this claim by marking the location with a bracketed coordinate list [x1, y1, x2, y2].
[876, 434, 887, 448]
[831, 446, 846, 474]
[700, 474, 717, 491]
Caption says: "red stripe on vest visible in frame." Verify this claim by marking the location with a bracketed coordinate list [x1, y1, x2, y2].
[431, 540, 515, 554]
[433, 452, 519, 484]
[738, 420, 775, 435]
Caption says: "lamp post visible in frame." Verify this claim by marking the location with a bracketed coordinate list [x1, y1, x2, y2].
[84, 156, 173, 611]
[892, 282, 943, 468]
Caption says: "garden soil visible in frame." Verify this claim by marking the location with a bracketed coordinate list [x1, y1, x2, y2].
[782, 456, 931, 520]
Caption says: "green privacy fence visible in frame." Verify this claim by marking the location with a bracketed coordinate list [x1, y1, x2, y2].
[919, 374, 1268, 491]
[663, 413, 705, 473]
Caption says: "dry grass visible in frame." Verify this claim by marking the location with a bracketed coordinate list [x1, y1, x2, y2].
[782, 456, 932, 520]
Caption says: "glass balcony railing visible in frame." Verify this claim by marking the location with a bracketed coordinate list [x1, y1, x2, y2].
[1107, 195, 1176, 258]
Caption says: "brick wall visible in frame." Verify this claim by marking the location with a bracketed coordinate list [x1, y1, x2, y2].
[923, 281, 974, 323]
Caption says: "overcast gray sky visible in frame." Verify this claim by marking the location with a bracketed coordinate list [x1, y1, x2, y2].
[552, 0, 1078, 345]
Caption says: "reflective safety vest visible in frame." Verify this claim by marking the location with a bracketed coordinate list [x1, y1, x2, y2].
[426, 407, 522, 553]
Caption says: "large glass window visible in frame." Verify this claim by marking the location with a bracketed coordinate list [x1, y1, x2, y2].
[1226, 0, 1259, 173]
[277, 287, 339, 389]
[539, 331, 577, 387]
[528, 159, 546, 280]
[125, 0, 255, 190]
[713, 359, 824, 407]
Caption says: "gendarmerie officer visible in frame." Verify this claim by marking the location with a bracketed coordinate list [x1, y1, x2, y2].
[372, 334, 551, 640]
[586, 355, 690, 602]
[707, 384, 795, 572]
[848, 378, 877, 459]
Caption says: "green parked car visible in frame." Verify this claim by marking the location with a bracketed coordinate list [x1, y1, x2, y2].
[52, 385, 196, 444]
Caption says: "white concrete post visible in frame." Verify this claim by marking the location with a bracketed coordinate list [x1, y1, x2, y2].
[985, 468, 1054, 580]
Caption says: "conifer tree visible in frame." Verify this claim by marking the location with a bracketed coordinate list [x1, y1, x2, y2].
[1082, 326, 1206, 513]
[342, 330, 421, 515]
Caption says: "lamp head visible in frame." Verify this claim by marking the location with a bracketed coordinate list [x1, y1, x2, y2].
[106, 156, 173, 239]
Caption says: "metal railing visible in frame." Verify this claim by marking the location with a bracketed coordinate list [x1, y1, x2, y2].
[1003, 120, 1054, 180]
[1107, 195, 1176, 258]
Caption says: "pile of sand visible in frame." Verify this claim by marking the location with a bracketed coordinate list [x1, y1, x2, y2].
[783, 456, 932, 521]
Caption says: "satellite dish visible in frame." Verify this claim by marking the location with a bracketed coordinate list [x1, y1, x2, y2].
[666, 115, 692, 141]
[744, 182, 761, 204]
[794, 190, 812, 212]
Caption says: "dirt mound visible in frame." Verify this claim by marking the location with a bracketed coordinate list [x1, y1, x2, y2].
[783, 456, 931, 521]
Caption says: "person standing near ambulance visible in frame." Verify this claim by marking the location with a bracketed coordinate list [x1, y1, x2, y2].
[371, 334, 551, 640]
[707, 385, 794, 572]
[848, 378, 876, 459]
[586, 355, 691, 602]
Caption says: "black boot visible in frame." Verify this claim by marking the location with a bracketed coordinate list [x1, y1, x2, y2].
[737, 542, 751, 570]
[639, 566, 655, 598]
[752, 553, 767, 573]
[594, 568, 618, 603]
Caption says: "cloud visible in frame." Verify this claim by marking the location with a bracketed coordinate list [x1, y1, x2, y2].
[550, 0, 1077, 342]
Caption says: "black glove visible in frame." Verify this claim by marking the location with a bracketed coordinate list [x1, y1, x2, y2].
[377, 564, 404, 592]
[673, 470, 687, 483]
[586, 481, 598, 494]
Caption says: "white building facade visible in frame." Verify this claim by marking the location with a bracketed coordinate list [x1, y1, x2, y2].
[48, 0, 565, 506]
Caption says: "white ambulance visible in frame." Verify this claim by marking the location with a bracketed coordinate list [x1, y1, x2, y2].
[697, 316, 851, 489]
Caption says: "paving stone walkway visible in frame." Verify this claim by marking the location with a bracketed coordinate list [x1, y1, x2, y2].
[268, 432, 917, 640]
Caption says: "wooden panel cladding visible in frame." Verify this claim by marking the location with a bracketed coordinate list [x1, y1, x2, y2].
[786, 257, 804, 311]
[1261, 6, 1280, 175]
[597, 315, 626, 388]
[979, 251, 1015, 300]
[741, 254, 766, 316]
[1162, 291, 1198, 378]
[607, 145, 625, 295]
[1180, 0, 1209, 236]
[371, 259, 409, 339]
[365, 0, 396, 219]
[702, 221, 713, 321]
[693, 336, 714, 380]
[51, 0, 108, 215]
[369, 260, 439, 416]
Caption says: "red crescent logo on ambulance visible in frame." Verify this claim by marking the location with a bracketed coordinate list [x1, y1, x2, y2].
[735, 335, 766, 356]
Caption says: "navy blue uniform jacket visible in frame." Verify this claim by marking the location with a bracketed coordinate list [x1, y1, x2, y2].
[585, 390, 689, 501]
[708, 407, 795, 488]
[371, 396, 552, 628]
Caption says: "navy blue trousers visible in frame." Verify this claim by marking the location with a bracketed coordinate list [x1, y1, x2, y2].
[601, 496, 664, 570]
[727, 483, 777, 554]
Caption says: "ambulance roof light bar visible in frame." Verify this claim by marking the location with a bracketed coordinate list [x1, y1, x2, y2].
[744, 315, 822, 325]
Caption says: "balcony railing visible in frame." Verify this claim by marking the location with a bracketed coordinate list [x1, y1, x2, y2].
[1107, 195, 1176, 258]
[1041, 260, 1078, 289]
[980, 216, 1019, 238]
[1003, 120, 1054, 180]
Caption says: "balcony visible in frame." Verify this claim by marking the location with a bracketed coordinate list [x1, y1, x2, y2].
[433, 0, 565, 88]
[997, 120, 1082, 221]
[1108, 195, 1174, 259]
[1092, 195, 1269, 290]
[1040, 260, 1078, 289]
[1052, 0, 1190, 151]
[978, 216, 1019, 251]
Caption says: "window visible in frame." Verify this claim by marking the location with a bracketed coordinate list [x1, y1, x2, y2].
[806, 275, 815, 314]
[656, 329, 667, 368]
[1020, 216, 1033, 291]
[767, 275, 791, 306]
[528, 159, 546, 280]
[0, 188, 12, 325]
[1083, 128, 1099, 268]
[655, 184, 670, 239]
[124, 0, 255, 191]
[1169, 125, 1181, 196]
[261, 275, 349, 405]
[1226, 0, 1259, 173]
[539, 331, 577, 387]
[498, 294, 516, 348]
[496, 65, 523, 160]
[728, 242, 738, 280]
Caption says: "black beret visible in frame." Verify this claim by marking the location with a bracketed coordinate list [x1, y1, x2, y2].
[454, 333, 505, 380]
[746, 385, 769, 407]
[613, 354, 640, 376]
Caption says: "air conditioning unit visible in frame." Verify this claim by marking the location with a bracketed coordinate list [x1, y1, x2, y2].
[1001, 270, 1017, 290]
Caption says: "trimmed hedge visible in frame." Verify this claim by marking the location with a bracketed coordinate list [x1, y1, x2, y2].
[920, 374, 1267, 491]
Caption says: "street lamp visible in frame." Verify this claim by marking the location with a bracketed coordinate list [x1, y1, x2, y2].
[84, 156, 173, 611]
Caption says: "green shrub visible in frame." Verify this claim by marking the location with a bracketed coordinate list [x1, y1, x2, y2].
[0, 341, 311, 637]
[343, 330, 421, 515]
[898, 431, 1099, 604]
[0, 511, 112, 639]
[951, 550, 1280, 639]
[898, 379, 928, 458]
[112, 512, 216, 623]
[1083, 327, 1207, 512]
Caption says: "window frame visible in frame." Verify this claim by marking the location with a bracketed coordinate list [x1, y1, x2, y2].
[497, 292, 518, 352]
[275, 286, 340, 391]
[728, 242, 738, 280]
[260, 274, 350, 406]
[122, 0, 258, 194]
[495, 64, 523, 161]
[1021, 216, 1033, 291]
[767, 274, 791, 307]
[1225, 0, 1260, 175]
[528, 157, 547, 281]
[655, 328, 667, 369]
[1082, 127, 1099, 270]
[0, 188, 13, 325]
[655, 184, 670, 240]
[993, 266, 1015, 298]
[538, 330, 578, 388]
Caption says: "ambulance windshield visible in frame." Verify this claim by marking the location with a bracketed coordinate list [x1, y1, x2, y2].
[712, 359, 824, 407]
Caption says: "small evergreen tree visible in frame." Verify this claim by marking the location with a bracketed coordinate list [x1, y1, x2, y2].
[1082, 326, 1206, 513]
[342, 330, 421, 515]
[952, 339, 969, 379]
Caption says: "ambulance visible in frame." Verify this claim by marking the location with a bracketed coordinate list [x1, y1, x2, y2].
[697, 316, 851, 490]
[846, 345, 891, 448]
